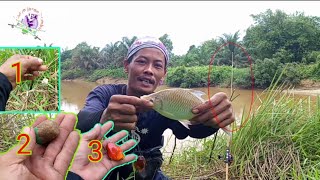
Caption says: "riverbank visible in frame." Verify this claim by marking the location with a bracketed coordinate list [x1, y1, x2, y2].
[62, 77, 320, 96]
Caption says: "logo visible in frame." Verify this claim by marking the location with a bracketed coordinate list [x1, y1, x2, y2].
[8, 7, 44, 40]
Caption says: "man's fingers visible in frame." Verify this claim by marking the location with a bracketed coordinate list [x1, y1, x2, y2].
[112, 95, 153, 108]
[101, 154, 137, 173]
[22, 75, 36, 81]
[190, 110, 213, 124]
[205, 117, 234, 129]
[191, 99, 232, 123]
[103, 130, 128, 146]
[219, 118, 235, 129]
[110, 114, 137, 124]
[120, 139, 137, 153]
[35, 65, 48, 71]
[99, 121, 114, 140]
[114, 122, 136, 131]
[82, 123, 101, 141]
[54, 114, 67, 126]
[32, 71, 40, 77]
[43, 114, 76, 164]
[204, 110, 234, 128]
[192, 92, 227, 114]
[117, 104, 136, 115]
[110, 154, 137, 167]
[30, 114, 65, 157]
[32, 115, 48, 127]
[54, 131, 80, 176]
[23, 56, 42, 67]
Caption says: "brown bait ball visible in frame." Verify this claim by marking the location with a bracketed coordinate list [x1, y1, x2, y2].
[34, 120, 60, 145]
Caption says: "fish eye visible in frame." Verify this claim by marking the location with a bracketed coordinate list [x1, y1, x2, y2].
[149, 99, 154, 103]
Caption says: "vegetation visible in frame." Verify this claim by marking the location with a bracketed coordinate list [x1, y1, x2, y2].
[0, 114, 35, 152]
[60, 9, 320, 90]
[0, 48, 59, 111]
[162, 80, 320, 179]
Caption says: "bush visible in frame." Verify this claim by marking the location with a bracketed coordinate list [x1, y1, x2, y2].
[296, 63, 315, 79]
[167, 65, 256, 88]
[88, 68, 126, 82]
[166, 66, 188, 87]
[281, 63, 302, 86]
[253, 58, 283, 88]
[233, 68, 252, 89]
[305, 51, 320, 64]
[61, 59, 73, 70]
[311, 60, 320, 80]
[61, 69, 87, 79]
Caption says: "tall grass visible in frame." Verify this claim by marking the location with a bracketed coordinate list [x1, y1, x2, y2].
[0, 48, 59, 111]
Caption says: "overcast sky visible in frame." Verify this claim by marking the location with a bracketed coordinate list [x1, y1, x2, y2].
[1, 1, 320, 55]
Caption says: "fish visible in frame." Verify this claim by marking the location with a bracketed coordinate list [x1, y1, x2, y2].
[141, 88, 231, 135]
[140, 88, 206, 126]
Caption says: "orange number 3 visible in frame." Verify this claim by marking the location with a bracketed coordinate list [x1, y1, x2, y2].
[88, 140, 103, 162]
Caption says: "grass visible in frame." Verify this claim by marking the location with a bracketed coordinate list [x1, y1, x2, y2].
[0, 113, 57, 153]
[162, 79, 320, 179]
[0, 113, 35, 152]
[0, 48, 59, 111]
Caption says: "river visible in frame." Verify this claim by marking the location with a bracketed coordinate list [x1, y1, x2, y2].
[61, 80, 318, 156]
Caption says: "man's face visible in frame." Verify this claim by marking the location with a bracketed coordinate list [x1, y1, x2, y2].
[125, 48, 166, 96]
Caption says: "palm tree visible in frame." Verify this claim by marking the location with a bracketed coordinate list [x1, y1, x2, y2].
[219, 30, 241, 93]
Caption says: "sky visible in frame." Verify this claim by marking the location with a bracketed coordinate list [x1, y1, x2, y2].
[0, 1, 320, 55]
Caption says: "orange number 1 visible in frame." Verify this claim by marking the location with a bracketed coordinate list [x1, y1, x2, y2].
[16, 133, 32, 155]
[11, 62, 21, 84]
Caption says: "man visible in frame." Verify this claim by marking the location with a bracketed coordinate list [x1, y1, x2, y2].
[77, 36, 235, 179]
[0, 54, 47, 111]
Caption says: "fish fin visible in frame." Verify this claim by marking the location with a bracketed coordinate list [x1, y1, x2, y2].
[189, 89, 206, 103]
[159, 97, 163, 110]
[178, 120, 191, 129]
[222, 128, 232, 136]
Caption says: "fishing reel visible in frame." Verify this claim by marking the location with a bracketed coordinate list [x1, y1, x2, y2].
[218, 147, 233, 165]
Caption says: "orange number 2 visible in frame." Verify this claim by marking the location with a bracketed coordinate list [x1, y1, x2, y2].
[17, 133, 32, 155]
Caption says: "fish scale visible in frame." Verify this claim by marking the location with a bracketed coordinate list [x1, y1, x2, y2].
[141, 88, 205, 121]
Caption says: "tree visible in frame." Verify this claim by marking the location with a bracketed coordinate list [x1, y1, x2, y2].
[71, 42, 99, 70]
[243, 9, 320, 64]
[99, 36, 138, 68]
[159, 34, 174, 58]
[219, 31, 241, 93]
[218, 30, 242, 65]
[61, 48, 72, 62]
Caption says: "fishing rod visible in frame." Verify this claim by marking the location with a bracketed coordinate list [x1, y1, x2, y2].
[218, 126, 233, 180]
[218, 89, 237, 180]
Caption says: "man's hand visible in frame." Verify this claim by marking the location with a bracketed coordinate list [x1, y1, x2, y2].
[190, 92, 235, 129]
[0, 54, 47, 88]
[0, 113, 80, 180]
[70, 121, 138, 180]
[100, 95, 153, 131]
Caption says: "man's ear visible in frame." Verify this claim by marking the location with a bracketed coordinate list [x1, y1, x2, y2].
[159, 71, 166, 85]
[124, 59, 129, 74]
